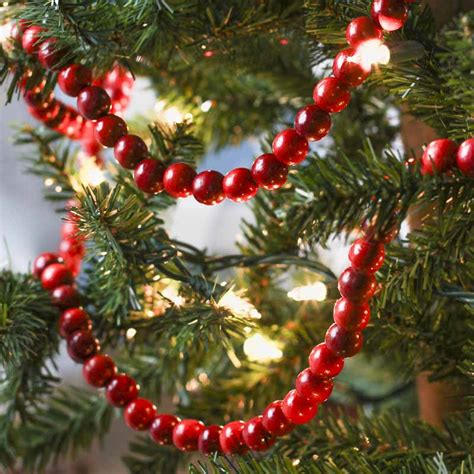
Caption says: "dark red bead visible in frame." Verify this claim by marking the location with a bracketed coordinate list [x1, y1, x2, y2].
[295, 368, 334, 403]
[163, 163, 197, 198]
[192, 170, 225, 205]
[77, 86, 111, 120]
[333, 48, 371, 87]
[38, 38, 64, 70]
[251, 153, 288, 190]
[58, 65, 92, 97]
[151, 414, 181, 445]
[294, 105, 331, 141]
[371, 0, 409, 32]
[219, 421, 248, 455]
[114, 134, 148, 170]
[282, 389, 318, 425]
[333, 298, 370, 332]
[346, 17, 383, 47]
[124, 398, 157, 431]
[59, 308, 92, 338]
[313, 77, 351, 113]
[325, 323, 363, 358]
[51, 284, 80, 309]
[198, 425, 222, 454]
[421, 139, 458, 176]
[32, 252, 62, 279]
[456, 138, 474, 177]
[262, 400, 294, 436]
[134, 158, 166, 194]
[308, 343, 344, 379]
[172, 419, 205, 452]
[28, 102, 61, 122]
[83, 354, 117, 387]
[242, 416, 275, 452]
[338, 267, 377, 303]
[24, 90, 54, 110]
[94, 114, 128, 147]
[106, 373, 139, 407]
[41, 263, 74, 290]
[223, 167, 258, 202]
[21, 26, 44, 54]
[349, 238, 385, 274]
[272, 128, 309, 166]
[67, 330, 100, 363]
[10, 20, 28, 42]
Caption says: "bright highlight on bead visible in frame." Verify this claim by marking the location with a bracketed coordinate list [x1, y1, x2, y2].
[356, 39, 391, 70]
[218, 290, 262, 320]
[287, 282, 327, 302]
[243, 333, 283, 363]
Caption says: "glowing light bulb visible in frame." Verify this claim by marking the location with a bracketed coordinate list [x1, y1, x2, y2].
[77, 156, 105, 187]
[0, 21, 12, 44]
[356, 39, 391, 71]
[287, 282, 327, 302]
[243, 333, 282, 363]
[163, 106, 184, 125]
[200, 100, 213, 112]
[126, 328, 137, 340]
[218, 290, 262, 319]
[161, 286, 185, 307]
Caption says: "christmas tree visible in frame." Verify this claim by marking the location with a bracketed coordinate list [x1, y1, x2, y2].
[0, 0, 473, 472]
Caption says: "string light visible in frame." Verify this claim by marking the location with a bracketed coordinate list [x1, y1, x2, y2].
[287, 282, 327, 302]
[356, 39, 391, 71]
[200, 100, 213, 112]
[218, 290, 262, 320]
[77, 154, 105, 188]
[161, 286, 185, 307]
[243, 333, 282, 363]
[154, 100, 192, 127]
[126, 328, 137, 340]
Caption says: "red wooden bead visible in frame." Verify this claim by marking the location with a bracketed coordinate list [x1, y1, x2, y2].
[106, 373, 139, 407]
[219, 421, 248, 455]
[21, 26, 44, 54]
[58, 65, 92, 97]
[83, 354, 117, 387]
[223, 167, 258, 202]
[28, 102, 61, 122]
[59, 308, 91, 338]
[41, 263, 74, 290]
[295, 368, 334, 403]
[338, 267, 377, 303]
[371, 0, 409, 32]
[421, 139, 458, 175]
[192, 170, 225, 205]
[163, 163, 197, 198]
[456, 138, 474, 177]
[134, 158, 166, 194]
[198, 425, 222, 454]
[95, 114, 128, 147]
[10, 20, 28, 42]
[24, 89, 54, 109]
[67, 330, 100, 363]
[242, 416, 275, 452]
[61, 221, 80, 241]
[261, 400, 294, 436]
[272, 128, 309, 166]
[124, 398, 157, 431]
[51, 284, 81, 309]
[38, 38, 64, 70]
[151, 415, 181, 445]
[333, 48, 371, 87]
[59, 238, 84, 259]
[114, 134, 148, 170]
[313, 77, 351, 113]
[172, 419, 205, 451]
[308, 343, 344, 379]
[251, 153, 288, 190]
[325, 323, 363, 358]
[333, 298, 370, 331]
[282, 389, 318, 425]
[77, 86, 111, 120]
[32, 252, 62, 279]
[294, 105, 331, 141]
[346, 17, 383, 47]
[349, 238, 385, 274]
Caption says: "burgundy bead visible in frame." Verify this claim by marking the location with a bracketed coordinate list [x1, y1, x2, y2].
[124, 398, 157, 431]
[294, 105, 331, 141]
[456, 138, 474, 177]
[325, 323, 363, 358]
[371, 0, 409, 32]
[134, 158, 166, 194]
[106, 373, 139, 407]
[346, 17, 383, 47]
[67, 330, 100, 363]
[59, 308, 92, 338]
[251, 153, 288, 190]
[41, 263, 74, 290]
[51, 284, 80, 309]
[163, 163, 197, 198]
[349, 238, 385, 274]
[32, 252, 62, 279]
[333, 48, 371, 87]
[421, 139, 458, 176]
[21, 26, 44, 54]
[172, 419, 205, 452]
[83, 354, 117, 387]
[262, 400, 294, 436]
[223, 167, 258, 202]
[58, 65, 92, 97]
[114, 134, 149, 170]
[151, 415, 181, 445]
[313, 77, 351, 113]
[192, 170, 225, 205]
[38, 38, 64, 70]
[198, 425, 223, 454]
[282, 389, 318, 425]
[272, 128, 309, 166]
[77, 86, 111, 120]
[219, 421, 248, 455]
[242, 416, 275, 452]
[338, 267, 377, 303]
[295, 368, 334, 403]
[95, 114, 128, 147]
[308, 343, 344, 379]
[333, 298, 370, 332]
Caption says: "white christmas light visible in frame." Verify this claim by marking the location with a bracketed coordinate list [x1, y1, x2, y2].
[356, 39, 391, 71]
[243, 333, 282, 363]
[161, 286, 185, 307]
[218, 290, 261, 320]
[0, 21, 12, 44]
[126, 328, 137, 340]
[200, 100, 213, 112]
[77, 156, 105, 187]
[287, 282, 327, 302]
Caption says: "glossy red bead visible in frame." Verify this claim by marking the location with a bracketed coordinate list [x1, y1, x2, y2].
[114, 134, 148, 170]
[83, 354, 117, 387]
[134, 158, 166, 194]
[32, 252, 62, 279]
[251, 153, 288, 190]
[282, 389, 318, 425]
[21, 26, 44, 54]
[95, 114, 128, 147]
[106, 373, 139, 407]
[67, 330, 100, 363]
[10, 20, 28, 42]
[24, 90, 54, 109]
[325, 323, 363, 358]
[41, 263, 74, 290]
[172, 419, 205, 452]
[456, 138, 474, 177]
[59, 308, 92, 338]
[294, 105, 331, 141]
[272, 128, 309, 166]
[421, 139, 458, 175]
[59, 238, 84, 259]
[223, 167, 258, 202]
[192, 170, 225, 205]
[151, 415, 181, 445]
[77, 86, 111, 120]
[371, 0, 409, 32]
[124, 398, 157, 431]
[242, 416, 275, 452]
[346, 17, 383, 47]
[219, 421, 248, 455]
[338, 267, 377, 303]
[38, 38, 64, 70]
[333, 298, 370, 331]
[262, 400, 294, 436]
[333, 48, 371, 87]
[198, 425, 222, 454]
[308, 343, 344, 379]
[313, 77, 351, 113]
[295, 368, 334, 403]
[51, 284, 80, 309]
[349, 238, 385, 274]
[58, 65, 92, 97]
[163, 163, 197, 198]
